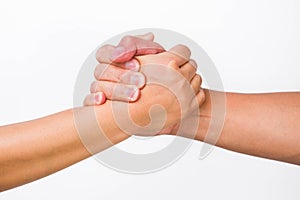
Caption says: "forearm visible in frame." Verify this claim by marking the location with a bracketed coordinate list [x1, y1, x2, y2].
[195, 90, 300, 165]
[0, 105, 128, 191]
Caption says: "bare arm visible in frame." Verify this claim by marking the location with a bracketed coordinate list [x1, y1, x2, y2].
[91, 33, 300, 165]
[0, 45, 199, 191]
[0, 33, 166, 191]
[189, 90, 300, 165]
[0, 105, 128, 191]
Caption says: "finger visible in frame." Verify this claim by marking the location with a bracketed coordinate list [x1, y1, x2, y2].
[179, 60, 197, 81]
[135, 46, 191, 67]
[135, 32, 154, 41]
[190, 74, 201, 94]
[90, 81, 140, 102]
[96, 35, 163, 70]
[96, 44, 116, 64]
[168, 44, 191, 65]
[110, 35, 165, 63]
[122, 58, 140, 71]
[84, 92, 106, 106]
[96, 44, 138, 69]
[190, 88, 206, 111]
[167, 60, 179, 71]
[111, 33, 155, 70]
[94, 63, 145, 88]
[196, 88, 206, 105]
[186, 59, 198, 70]
[119, 70, 146, 89]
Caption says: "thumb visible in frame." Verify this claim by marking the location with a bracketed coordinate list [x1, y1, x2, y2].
[110, 34, 164, 63]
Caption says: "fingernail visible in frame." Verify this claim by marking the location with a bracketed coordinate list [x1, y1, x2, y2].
[94, 93, 104, 105]
[129, 88, 139, 101]
[120, 71, 145, 88]
[129, 74, 145, 88]
[125, 87, 139, 101]
[110, 46, 126, 61]
[124, 59, 139, 71]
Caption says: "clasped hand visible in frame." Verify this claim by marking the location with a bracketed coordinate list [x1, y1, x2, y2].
[84, 33, 206, 137]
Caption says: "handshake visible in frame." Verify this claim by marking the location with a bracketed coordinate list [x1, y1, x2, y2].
[77, 32, 210, 155]
[1, 32, 299, 192]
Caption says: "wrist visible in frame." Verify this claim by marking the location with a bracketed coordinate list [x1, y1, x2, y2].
[74, 104, 129, 155]
[196, 89, 213, 141]
[166, 89, 212, 141]
[95, 102, 130, 144]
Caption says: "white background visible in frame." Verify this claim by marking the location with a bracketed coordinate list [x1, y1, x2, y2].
[0, 0, 299, 199]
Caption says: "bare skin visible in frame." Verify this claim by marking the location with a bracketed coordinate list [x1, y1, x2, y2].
[88, 33, 300, 165]
[180, 90, 300, 165]
[0, 44, 200, 191]
[1, 32, 299, 192]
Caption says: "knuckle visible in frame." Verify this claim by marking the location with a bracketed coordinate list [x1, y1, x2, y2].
[199, 89, 206, 104]
[105, 88, 113, 99]
[121, 35, 134, 44]
[168, 44, 191, 64]
[102, 83, 114, 98]
[94, 66, 101, 80]
[193, 74, 201, 85]
[188, 64, 197, 75]
[189, 59, 198, 69]
[94, 71, 99, 80]
[90, 81, 115, 99]
[94, 64, 107, 80]
[198, 74, 203, 85]
[96, 44, 108, 57]
[96, 44, 114, 61]
[176, 44, 189, 50]
[115, 69, 125, 82]
[194, 74, 202, 84]
[196, 74, 201, 82]
[90, 81, 100, 93]
[175, 44, 191, 55]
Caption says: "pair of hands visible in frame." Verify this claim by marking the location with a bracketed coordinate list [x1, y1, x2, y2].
[84, 33, 206, 136]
